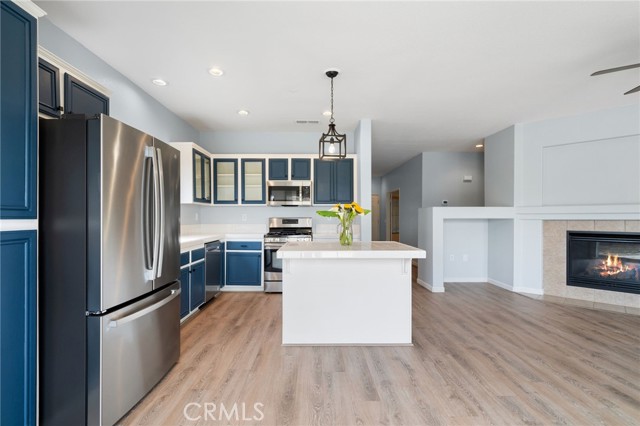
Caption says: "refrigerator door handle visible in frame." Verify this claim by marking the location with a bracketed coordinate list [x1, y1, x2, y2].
[151, 146, 162, 280]
[143, 147, 156, 280]
[155, 147, 165, 279]
[108, 289, 180, 328]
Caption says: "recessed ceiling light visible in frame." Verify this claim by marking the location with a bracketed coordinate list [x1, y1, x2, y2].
[152, 78, 167, 86]
[238, 110, 249, 116]
[322, 111, 332, 117]
[475, 144, 484, 148]
[208, 67, 224, 77]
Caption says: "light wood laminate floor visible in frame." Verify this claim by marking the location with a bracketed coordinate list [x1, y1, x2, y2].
[120, 281, 640, 425]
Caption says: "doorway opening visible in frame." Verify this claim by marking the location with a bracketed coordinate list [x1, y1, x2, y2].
[387, 190, 400, 242]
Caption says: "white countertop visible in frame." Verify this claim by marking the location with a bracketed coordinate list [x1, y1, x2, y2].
[224, 233, 264, 241]
[179, 232, 264, 252]
[277, 241, 426, 259]
[179, 234, 224, 252]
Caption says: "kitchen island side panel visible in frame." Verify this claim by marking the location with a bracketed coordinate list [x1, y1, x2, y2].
[282, 258, 412, 345]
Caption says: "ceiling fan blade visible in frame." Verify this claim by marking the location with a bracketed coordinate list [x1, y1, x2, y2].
[624, 84, 640, 95]
[591, 63, 640, 76]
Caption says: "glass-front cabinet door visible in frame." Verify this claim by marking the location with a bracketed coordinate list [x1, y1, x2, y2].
[241, 159, 266, 204]
[192, 149, 211, 203]
[214, 159, 238, 204]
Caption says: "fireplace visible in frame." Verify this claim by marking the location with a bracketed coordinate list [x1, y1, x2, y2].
[567, 231, 640, 294]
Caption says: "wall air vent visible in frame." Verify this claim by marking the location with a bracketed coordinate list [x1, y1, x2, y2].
[295, 120, 320, 124]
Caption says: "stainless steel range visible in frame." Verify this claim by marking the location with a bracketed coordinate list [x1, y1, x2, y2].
[264, 217, 313, 292]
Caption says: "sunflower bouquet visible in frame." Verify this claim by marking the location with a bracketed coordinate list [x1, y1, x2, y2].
[317, 202, 371, 246]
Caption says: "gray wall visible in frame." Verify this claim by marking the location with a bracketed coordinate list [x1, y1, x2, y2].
[354, 119, 372, 241]
[484, 126, 515, 206]
[195, 125, 371, 237]
[421, 152, 484, 208]
[38, 19, 200, 144]
[487, 220, 514, 286]
[371, 176, 382, 196]
[379, 151, 485, 248]
[199, 130, 355, 155]
[379, 154, 423, 247]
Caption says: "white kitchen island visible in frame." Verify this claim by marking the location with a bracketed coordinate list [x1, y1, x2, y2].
[277, 241, 426, 345]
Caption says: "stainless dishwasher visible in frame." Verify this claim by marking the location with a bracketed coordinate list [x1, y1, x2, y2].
[205, 240, 224, 302]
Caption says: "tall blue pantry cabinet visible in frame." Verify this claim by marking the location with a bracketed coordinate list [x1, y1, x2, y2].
[0, 1, 41, 425]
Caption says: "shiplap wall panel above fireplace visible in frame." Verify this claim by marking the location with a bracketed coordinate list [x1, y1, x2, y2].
[541, 136, 640, 206]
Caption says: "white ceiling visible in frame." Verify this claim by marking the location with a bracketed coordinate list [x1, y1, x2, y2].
[36, 1, 640, 176]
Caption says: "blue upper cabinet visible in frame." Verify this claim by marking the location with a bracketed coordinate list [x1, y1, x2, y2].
[334, 158, 354, 203]
[313, 158, 354, 204]
[0, 230, 37, 426]
[291, 158, 311, 180]
[0, 2, 37, 219]
[38, 58, 61, 117]
[241, 159, 266, 204]
[268, 158, 310, 180]
[268, 158, 288, 180]
[64, 73, 109, 116]
[213, 159, 238, 204]
[313, 159, 334, 204]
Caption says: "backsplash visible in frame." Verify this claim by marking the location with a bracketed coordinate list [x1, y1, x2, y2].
[180, 205, 362, 238]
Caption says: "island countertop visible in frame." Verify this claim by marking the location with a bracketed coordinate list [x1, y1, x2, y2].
[277, 241, 426, 259]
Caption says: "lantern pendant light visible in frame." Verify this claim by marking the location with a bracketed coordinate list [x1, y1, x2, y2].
[319, 70, 347, 160]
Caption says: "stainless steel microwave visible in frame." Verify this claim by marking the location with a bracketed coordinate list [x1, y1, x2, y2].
[267, 181, 312, 206]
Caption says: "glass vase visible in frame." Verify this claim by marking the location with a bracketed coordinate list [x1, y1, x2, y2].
[338, 221, 354, 246]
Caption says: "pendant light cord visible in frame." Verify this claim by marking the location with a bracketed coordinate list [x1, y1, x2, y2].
[330, 77, 335, 124]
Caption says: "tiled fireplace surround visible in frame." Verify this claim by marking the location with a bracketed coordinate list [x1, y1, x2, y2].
[543, 220, 640, 310]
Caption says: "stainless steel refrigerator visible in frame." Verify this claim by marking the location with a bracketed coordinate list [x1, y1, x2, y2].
[39, 114, 181, 426]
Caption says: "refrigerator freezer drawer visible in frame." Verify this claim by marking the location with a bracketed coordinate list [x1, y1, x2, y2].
[87, 283, 180, 426]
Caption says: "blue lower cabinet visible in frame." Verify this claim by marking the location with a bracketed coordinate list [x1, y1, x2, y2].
[0, 230, 37, 426]
[226, 252, 262, 285]
[179, 267, 190, 318]
[220, 242, 226, 288]
[190, 261, 205, 310]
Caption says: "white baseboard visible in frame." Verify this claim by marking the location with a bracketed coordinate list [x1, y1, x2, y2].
[444, 277, 488, 283]
[487, 279, 544, 295]
[222, 286, 264, 292]
[487, 278, 514, 291]
[417, 278, 445, 293]
[513, 286, 544, 295]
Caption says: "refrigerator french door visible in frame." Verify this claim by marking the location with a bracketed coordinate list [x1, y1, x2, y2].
[39, 114, 181, 426]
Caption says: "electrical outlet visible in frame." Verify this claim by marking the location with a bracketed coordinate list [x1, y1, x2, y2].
[463, 254, 469, 262]
[449, 254, 455, 261]
[241, 214, 247, 222]
[195, 212, 199, 221]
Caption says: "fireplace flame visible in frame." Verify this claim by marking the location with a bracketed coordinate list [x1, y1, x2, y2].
[600, 254, 632, 277]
